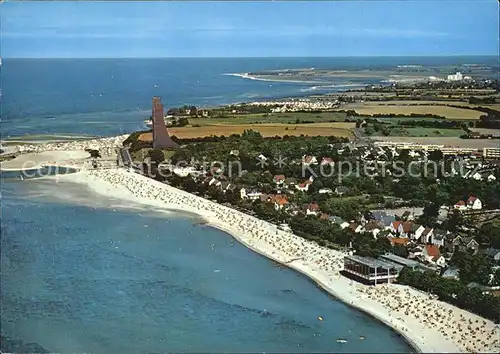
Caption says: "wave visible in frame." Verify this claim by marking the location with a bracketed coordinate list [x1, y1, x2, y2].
[223, 73, 322, 85]
[299, 83, 366, 92]
[381, 75, 431, 83]
[381, 78, 427, 83]
[13, 178, 190, 219]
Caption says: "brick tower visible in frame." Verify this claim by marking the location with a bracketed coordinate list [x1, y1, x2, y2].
[152, 96, 179, 149]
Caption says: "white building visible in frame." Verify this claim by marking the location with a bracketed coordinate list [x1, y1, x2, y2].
[467, 196, 482, 210]
[173, 166, 198, 177]
[472, 172, 483, 181]
[483, 148, 500, 159]
[447, 72, 463, 81]
[240, 188, 262, 200]
[318, 188, 333, 194]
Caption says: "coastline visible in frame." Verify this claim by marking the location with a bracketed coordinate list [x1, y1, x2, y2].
[206, 220, 423, 353]
[223, 72, 324, 85]
[53, 167, 500, 353]
[0, 150, 89, 171]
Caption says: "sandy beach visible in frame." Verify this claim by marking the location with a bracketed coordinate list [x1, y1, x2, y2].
[53, 167, 499, 353]
[0, 135, 129, 171]
[0, 150, 90, 171]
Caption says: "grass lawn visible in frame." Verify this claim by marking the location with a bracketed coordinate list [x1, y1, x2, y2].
[365, 126, 464, 138]
[402, 128, 464, 137]
[383, 127, 464, 137]
[375, 117, 446, 125]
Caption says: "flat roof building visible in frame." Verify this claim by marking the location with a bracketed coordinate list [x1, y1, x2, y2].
[380, 253, 435, 272]
[484, 148, 500, 160]
[343, 255, 403, 285]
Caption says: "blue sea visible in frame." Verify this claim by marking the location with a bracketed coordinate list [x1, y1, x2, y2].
[1, 56, 495, 352]
[1, 179, 414, 353]
[2, 56, 497, 138]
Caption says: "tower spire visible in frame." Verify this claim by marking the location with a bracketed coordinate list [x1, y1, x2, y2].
[151, 96, 179, 149]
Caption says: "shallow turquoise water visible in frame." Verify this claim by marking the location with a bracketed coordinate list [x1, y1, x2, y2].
[1, 178, 413, 353]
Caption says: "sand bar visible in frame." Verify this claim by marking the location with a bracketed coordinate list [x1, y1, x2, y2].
[0, 150, 90, 171]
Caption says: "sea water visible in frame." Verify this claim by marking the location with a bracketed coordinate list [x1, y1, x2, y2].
[1, 178, 413, 353]
[2, 56, 497, 138]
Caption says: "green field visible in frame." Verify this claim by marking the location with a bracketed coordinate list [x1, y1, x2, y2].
[188, 111, 349, 126]
[384, 127, 464, 137]
[405, 128, 463, 137]
[375, 117, 446, 125]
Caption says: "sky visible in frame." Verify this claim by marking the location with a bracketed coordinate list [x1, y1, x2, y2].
[1, 0, 499, 58]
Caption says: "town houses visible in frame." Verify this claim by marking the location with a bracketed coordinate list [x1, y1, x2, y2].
[148, 133, 499, 294]
[454, 196, 483, 211]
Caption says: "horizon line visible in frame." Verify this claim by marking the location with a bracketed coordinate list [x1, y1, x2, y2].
[3, 54, 499, 60]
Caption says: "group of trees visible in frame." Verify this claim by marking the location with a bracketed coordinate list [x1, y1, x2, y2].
[476, 113, 500, 129]
[288, 216, 353, 247]
[474, 223, 500, 249]
[362, 117, 476, 137]
[129, 127, 500, 216]
[123, 130, 152, 153]
[450, 250, 500, 286]
[398, 268, 500, 323]
[139, 129, 500, 217]
[397, 119, 470, 130]
[133, 125, 500, 248]
[170, 117, 189, 127]
[167, 105, 198, 116]
[319, 197, 369, 221]
[363, 122, 392, 136]
[352, 232, 392, 257]
[469, 97, 497, 105]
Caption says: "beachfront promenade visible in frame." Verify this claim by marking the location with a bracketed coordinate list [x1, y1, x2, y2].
[60, 165, 499, 354]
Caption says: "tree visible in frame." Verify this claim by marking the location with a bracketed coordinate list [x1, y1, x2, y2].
[494, 268, 500, 286]
[397, 267, 414, 284]
[394, 244, 409, 258]
[312, 179, 324, 190]
[85, 148, 101, 159]
[456, 253, 494, 286]
[149, 148, 165, 165]
[476, 223, 500, 249]
[420, 202, 439, 226]
[444, 210, 464, 233]
[181, 177, 198, 193]
[177, 117, 189, 126]
[428, 149, 443, 161]
[375, 237, 392, 255]
[167, 108, 182, 116]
